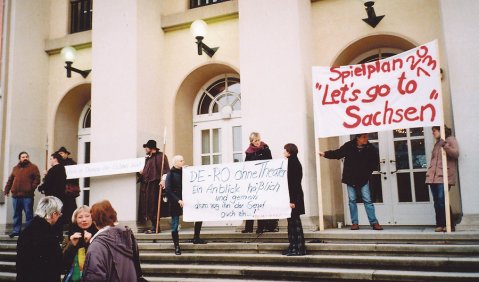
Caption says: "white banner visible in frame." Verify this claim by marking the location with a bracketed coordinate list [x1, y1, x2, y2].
[182, 159, 291, 222]
[312, 40, 443, 138]
[65, 157, 144, 179]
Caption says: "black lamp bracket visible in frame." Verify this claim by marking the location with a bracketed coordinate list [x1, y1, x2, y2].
[65, 61, 91, 78]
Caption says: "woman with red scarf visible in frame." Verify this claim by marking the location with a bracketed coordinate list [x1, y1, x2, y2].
[241, 132, 279, 233]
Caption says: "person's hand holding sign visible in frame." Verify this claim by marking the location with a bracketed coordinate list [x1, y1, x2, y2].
[178, 200, 184, 208]
[319, 152, 325, 157]
[290, 203, 296, 209]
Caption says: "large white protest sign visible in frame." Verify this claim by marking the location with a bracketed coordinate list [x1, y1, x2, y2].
[182, 159, 291, 222]
[312, 40, 443, 138]
[65, 158, 144, 179]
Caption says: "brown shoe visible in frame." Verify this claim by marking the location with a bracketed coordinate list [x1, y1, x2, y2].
[435, 226, 445, 232]
[372, 223, 383, 231]
[350, 224, 359, 230]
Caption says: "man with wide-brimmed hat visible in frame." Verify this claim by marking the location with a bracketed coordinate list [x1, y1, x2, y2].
[138, 139, 170, 233]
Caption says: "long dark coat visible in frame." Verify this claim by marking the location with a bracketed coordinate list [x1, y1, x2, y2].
[287, 155, 305, 216]
[138, 152, 170, 222]
[38, 164, 77, 226]
[39, 164, 67, 200]
[324, 140, 379, 188]
[16, 216, 64, 282]
[165, 166, 183, 217]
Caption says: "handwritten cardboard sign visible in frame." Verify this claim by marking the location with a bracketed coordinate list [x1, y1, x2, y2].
[182, 159, 291, 222]
[65, 157, 144, 179]
[312, 40, 443, 138]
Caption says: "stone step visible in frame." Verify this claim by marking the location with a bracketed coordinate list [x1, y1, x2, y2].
[0, 272, 15, 282]
[2, 242, 478, 259]
[0, 261, 14, 272]
[141, 264, 479, 281]
[0, 252, 15, 261]
[133, 230, 479, 245]
[139, 253, 479, 272]
[137, 242, 479, 257]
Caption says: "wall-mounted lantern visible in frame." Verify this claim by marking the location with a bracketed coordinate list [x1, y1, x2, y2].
[60, 46, 91, 78]
[190, 20, 219, 58]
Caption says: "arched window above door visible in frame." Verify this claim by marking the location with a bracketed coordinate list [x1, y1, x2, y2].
[352, 48, 403, 64]
[82, 107, 91, 129]
[193, 73, 242, 166]
[196, 74, 241, 117]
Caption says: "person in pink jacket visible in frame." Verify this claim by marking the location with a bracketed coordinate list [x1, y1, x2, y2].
[425, 126, 459, 232]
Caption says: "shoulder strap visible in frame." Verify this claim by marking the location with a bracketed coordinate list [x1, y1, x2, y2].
[126, 226, 144, 279]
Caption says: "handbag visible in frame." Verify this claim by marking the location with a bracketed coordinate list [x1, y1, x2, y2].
[65, 184, 81, 198]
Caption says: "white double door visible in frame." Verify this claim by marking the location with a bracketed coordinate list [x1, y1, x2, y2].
[193, 118, 243, 226]
[342, 128, 436, 225]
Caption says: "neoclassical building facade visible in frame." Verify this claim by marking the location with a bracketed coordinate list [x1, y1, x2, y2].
[0, 0, 478, 231]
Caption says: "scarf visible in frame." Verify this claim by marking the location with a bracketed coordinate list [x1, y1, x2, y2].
[245, 141, 268, 154]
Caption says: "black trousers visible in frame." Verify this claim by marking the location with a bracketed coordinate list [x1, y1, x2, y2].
[244, 219, 278, 232]
[287, 215, 305, 253]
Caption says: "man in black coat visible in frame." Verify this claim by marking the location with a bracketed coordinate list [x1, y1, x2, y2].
[320, 133, 383, 231]
[16, 196, 64, 282]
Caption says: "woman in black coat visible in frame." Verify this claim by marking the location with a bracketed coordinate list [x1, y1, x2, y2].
[38, 152, 69, 240]
[16, 196, 64, 282]
[165, 160, 183, 255]
[242, 132, 278, 234]
[165, 155, 208, 256]
[283, 143, 306, 256]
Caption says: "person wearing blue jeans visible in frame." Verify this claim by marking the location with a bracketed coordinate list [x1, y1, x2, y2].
[320, 133, 383, 231]
[425, 126, 459, 232]
[347, 184, 378, 226]
[3, 152, 41, 238]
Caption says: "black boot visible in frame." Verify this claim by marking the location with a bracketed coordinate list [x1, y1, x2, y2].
[172, 231, 181, 255]
[192, 222, 207, 244]
[241, 220, 253, 233]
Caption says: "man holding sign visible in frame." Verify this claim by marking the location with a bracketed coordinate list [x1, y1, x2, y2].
[320, 134, 383, 231]
[313, 40, 450, 231]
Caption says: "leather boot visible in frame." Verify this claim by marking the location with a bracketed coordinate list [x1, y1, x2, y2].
[193, 222, 207, 244]
[172, 231, 181, 255]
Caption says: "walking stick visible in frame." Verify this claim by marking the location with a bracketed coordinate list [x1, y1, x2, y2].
[155, 128, 167, 234]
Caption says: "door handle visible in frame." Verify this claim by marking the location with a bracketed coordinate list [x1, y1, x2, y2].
[389, 160, 399, 174]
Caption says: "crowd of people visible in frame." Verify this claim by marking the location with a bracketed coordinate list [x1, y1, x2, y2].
[3, 125, 459, 280]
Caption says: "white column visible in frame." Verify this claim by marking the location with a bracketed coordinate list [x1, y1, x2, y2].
[91, 0, 164, 223]
[440, 0, 479, 230]
[0, 0, 49, 225]
[239, 1, 318, 227]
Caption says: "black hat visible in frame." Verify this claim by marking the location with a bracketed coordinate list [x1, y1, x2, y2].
[57, 147, 71, 155]
[143, 140, 159, 150]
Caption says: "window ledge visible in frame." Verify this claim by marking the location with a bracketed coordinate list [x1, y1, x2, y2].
[45, 30, 92, 55]
[161, 0, 238, 32]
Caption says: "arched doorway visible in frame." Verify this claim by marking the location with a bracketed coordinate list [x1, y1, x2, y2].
[174, 63, 240, 164]
[333, 35, 436, 226]
[193, 74, 242, 165]
[53, 83, 91, 205]
[174, 64, 241, 227]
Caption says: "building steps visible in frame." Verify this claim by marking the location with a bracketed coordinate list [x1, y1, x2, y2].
[0, 230, 479, 281]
